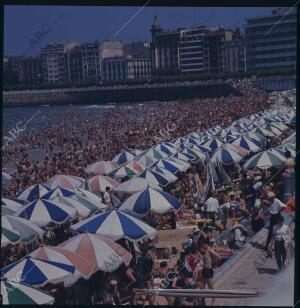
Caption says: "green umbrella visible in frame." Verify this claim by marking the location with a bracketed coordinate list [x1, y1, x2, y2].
[243, 150, 285, 170]
[1, 280, 54, 304]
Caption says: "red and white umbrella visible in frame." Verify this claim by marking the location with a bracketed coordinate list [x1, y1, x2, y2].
[46, 175, 85, 190]
[124, 160, 145, 173]
[84, 161, 119, 175]
[59, 233, 132, 273]
[87, 175, 119, 193]
[29, 246, 96, 287]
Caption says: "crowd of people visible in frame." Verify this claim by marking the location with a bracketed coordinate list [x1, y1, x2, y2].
[2, 79, 295, 305]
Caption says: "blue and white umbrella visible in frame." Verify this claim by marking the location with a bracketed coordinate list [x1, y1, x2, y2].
[134, 153, 157, 168]
[153, 159, 187, 174]
[189, 143, 210, 153]
[230, 136, 261, 153]
[112, 150, 135, 165]
[169, 157, 191, 171]
[211, 146, 243, 165]
[1, 256, 75, 287]
[17, 184, 51, 202]
[172, 151, 196, 163]
[112, 177, 161, 194]
[184, 136, 200, 145]
[150, 166, 178, 184]
[119, 187, 181, 216]
[155, 143, 177, 155]
[181, 147, 204, 162]
[2, 197, 26, 211]
[128, 148, 143, 156]
[202, 138, 224, 152]
[41, 186, 75, 199]
[137, 170, 170, 187]
[16, 199, 77, 227]
[71, 210, 157, 242]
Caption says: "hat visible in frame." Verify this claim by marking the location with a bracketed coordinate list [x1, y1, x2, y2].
[193, 228, 200, 234]
[110, 280, 118, 286]
[267, 192, 275, 198]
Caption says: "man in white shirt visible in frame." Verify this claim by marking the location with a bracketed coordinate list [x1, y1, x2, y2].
[103, 186, 113, 209]
[268, 215, 291, 272]
[265, 192, 286, 250]
[205, 192, 220, 224]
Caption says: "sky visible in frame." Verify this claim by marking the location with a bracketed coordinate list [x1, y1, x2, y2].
[4, 6, 280, 56]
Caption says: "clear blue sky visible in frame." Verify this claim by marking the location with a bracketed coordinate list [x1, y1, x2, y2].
[4, 6, 280, 56]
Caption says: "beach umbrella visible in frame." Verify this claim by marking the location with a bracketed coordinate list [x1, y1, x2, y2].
[263, 123, 283, 136]
[245, 131, 265, 144]
[184, 136, 200, 145]
[2, 225, 21, 248]
[112, 177, 161, 194]
[17, 184, 51, 202]
[71, 210, 157, 242]
[202, 138, 224, 152]
[74, 188, 107, 212]
[46, 174, 85, 190]
[128, 149, 143, 156]
[281, 132, 295, 145]
[136, 170, 169, 187]
[181, 147, 204, 163]
[107, 165, 138, 179]
[150, 166, 178, 184]
[41, 186, 75, 199]
[2, 171, 12, 185]
[271, 122, 289, 131]
[2, 206, 18, 216]
[172, 151, 196, 163]
[84, 161, 118, 175]
[134, 154, 157, 168]
[1, 215, 44, 247]
[52, 195, 91, 218]
[1, 280, 55, 305]
[222, 134, 239, 143]
[153, 159, 187, 174]
[253, 127, 275, 138]
[29, 246, 96, 286]
[124, 160, 145, 173]
[60, 233, 132, 273]
[189, 143, 210, 153]
[169, 157, 191, 171]
[188, 132, 201, 139]
[143, 148, 169, 160]
[276, 144, 296, 158]
[230, 136, 261, 153]
[87, 175, 119, 193]
[112, 150, 135, 165]
[2, 197, 26, 208]
[119, 187, 181, 216]
[243, 150, 286, 170]
[1, 256, 75, 287]
[211, 146, 243, 165]
[15, 199, 77, 227]
[155, 143, 178, 155]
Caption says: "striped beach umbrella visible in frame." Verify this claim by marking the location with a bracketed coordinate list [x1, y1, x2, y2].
[2, 197, 26, 209]
[112, 177, 161, 194]
[29, 246, 96, 286]
[202, 138, 224, 152]
[74, 188, 107, 212]
[169, 157, 191, 171]
[60, 233, 132, 273]
[119, 187, 181, 216]
[134, 154, 157, 168]
[41, 186, 75, 199]
[16, 199, 77, 227]
[154, 159, 187, 174]
[230, 136, 261, 153]
[112, 150, 135, 165]
[2, 206, 18, 216]
[172, 151, 196, 163]
[243, 150, 286, 170]
[150, 166, 178, 184]
[1, 216, 44, 247]
[1, 280, 54, 305]
[71, 210, 157, 242]
[181, 147, 203, 163]
[124, 160, 145, 173]
[211, 146, 243, 165]
[128, 148, 143, 156]
[2, 225, 21, 248]
[84, 161, 118, 175]
[137, 170, 169, 187]
[1, 257, 75, 287]
[263, 123, 283, 136]
[17, 184, 51, 202]
[107, 166, 137, 179]
[155, 143, 178, 155]
[189, 143, 210, 153]
[46, 174, 85, 190]
[144, 148, 169, 160]
[253, 127, 275, 138]
[87, 175, 119, 193]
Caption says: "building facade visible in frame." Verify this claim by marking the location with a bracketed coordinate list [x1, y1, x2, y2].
[18, 57, 42, 84]
[224, 29, 245, 74]
[64, 43, 82, 83]
[81, 41, 102, 82]
[40, 42, 67, 83]
[127, 58, 151, 79]
[245, 8, 297, 72]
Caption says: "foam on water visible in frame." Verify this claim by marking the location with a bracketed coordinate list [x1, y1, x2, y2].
[250, 260, 294, 306]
